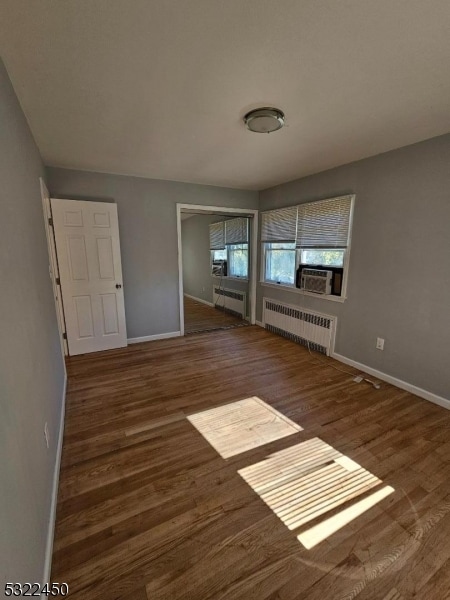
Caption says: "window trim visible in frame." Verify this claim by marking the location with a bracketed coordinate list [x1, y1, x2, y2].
[260, 195, 355, 302]
[260, 281, 347, 303]
[212, 275, 249, 282]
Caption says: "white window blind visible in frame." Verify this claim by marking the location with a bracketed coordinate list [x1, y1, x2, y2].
[209, 222, 225, 250]
[296, 195, 353, 249]
[261, 206, 297, 242]
[225, 217, 249, 245]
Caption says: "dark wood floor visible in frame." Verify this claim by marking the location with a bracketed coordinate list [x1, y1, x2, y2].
[184, 295, 246, 333]
[52, 326, 450, 599]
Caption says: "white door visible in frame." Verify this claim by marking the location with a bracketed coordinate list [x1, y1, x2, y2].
[51, 198, 127, 355]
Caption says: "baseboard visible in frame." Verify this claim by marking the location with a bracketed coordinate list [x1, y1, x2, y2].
[332, 352, 450, 411]
[255, 320, 264, 328]
[184, 293, 214, 308]
[128, 331, 181, 344]
[42, 374, 67, 594]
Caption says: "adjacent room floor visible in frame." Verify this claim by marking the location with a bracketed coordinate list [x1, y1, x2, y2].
[183, 295, 247, 334]
[52, 326, 450, 600]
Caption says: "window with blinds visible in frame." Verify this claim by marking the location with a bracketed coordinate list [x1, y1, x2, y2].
[225, 217, 249, 245]
[226, 217, 249, 278]
[261, 195, 354, 297]
[261, 206, 297, 243]
[296, 196, 352, 249]
[210, 217, 250, 279]
[209, 222, 225, 250]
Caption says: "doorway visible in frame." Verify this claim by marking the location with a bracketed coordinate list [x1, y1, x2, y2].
[177, 204, 258, 336]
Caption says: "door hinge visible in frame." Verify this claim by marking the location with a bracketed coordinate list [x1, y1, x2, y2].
[56, 277, 61, 286]
[48, 217, 54, 227]
[62, 332, 67, 340]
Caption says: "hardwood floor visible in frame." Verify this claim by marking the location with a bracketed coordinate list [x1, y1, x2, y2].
[52, 326, 450, 599]
[184, 295, 246, 333]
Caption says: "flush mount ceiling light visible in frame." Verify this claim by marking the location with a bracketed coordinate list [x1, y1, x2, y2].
[243, 107, 285, 133]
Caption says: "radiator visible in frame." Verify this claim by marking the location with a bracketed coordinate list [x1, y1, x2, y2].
[213, 286, 246, 319]
[263, 297, 336, 355]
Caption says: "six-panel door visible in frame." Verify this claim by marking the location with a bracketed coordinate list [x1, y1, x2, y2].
[51, 198, 127, 355]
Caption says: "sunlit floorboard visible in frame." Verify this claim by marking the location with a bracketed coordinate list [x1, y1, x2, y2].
[187, 396, 303, 458]
[238, 437, 392, 546]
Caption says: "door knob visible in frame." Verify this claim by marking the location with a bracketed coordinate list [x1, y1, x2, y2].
[115, 283, 122, 289]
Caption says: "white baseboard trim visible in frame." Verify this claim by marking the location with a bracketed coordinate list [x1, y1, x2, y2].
[255, 320, 264, 328]
[128, 331, 181, 344]
[42, 374, 67, 595]
[332, 352, 450, 411]
[184, 293, 214, 308]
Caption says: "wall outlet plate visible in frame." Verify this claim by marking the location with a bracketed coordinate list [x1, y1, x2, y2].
[376, 337, 385, 350]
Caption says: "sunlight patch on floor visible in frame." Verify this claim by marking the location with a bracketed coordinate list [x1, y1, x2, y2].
[238, 437, 394, 548]
[298, 485, 394, 549]
[187, 396, 302, 458]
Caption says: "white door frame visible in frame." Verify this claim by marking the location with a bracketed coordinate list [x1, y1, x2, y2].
[177, 203, 258, 336]
[40, 178, 68, 360]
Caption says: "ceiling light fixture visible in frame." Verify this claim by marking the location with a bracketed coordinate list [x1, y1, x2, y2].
[243, 107, 285, 133]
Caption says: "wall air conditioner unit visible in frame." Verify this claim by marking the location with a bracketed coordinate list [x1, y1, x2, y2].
[212, 260, 227, 277]
[300, 268, 332, 295]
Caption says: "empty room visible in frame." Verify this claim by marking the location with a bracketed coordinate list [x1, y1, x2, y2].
[1, 1, 450, 599]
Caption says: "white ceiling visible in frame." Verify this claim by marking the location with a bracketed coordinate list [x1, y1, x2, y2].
[1, 1, 449, 190]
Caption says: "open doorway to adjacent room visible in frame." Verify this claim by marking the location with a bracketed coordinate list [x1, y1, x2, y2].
[177, 204, 258, 335]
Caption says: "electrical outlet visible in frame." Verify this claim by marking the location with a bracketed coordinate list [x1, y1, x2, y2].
[44, 422, 50, 449]
[376, 337, 385, 350]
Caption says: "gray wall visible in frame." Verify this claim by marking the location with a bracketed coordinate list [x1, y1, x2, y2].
[182, 214, 220, 304]
[181, 214, 249, 315]
[0, 60, 65, 586]
[258, 134, 450, 399]
[46, 168, 258, 338]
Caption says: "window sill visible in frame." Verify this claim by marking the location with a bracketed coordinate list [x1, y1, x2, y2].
[260, 281, 346, 303]
[212, 276, 249, 282]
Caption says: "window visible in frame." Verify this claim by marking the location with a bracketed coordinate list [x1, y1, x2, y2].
[300, 249, 345, 267]
[261, 195, 354, 298]
[209, 217, 250, 280]
[261, 205, 297, 286]
[228, 244, 248, 278]
[264, 242, 296, 285]
[212, 248, 227, 262]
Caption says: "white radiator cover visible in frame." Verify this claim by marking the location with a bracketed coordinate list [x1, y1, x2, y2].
[263, 297, 336, 355]
[213, 285, 246, 319]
